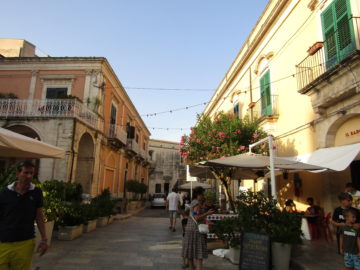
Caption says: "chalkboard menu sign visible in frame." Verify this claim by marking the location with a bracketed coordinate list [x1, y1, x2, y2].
[239, 232, 270, 270]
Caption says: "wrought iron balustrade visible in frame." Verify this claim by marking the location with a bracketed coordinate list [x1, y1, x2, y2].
[0, 99, 101, 130]
[249, 95, 279, 120]
[108, 124, 127, 144]
[126, 138, 139, 153]
[296, 17, 359, 91]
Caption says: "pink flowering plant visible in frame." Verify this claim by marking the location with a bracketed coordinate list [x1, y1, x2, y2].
[180, 112, 268, 211]
[180, 112, 267, 163]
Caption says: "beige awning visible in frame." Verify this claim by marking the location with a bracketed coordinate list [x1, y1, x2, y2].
[0, 127, 65, 158]
[284, 143, 360, 171]
[201, 153, 325, 171]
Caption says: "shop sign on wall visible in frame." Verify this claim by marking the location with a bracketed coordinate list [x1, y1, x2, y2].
[345, 129, 360, 137]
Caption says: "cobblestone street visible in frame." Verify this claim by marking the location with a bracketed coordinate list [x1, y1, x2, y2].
[33, 208, 238, 270]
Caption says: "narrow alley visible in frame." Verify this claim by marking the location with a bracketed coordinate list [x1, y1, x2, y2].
[33, 207, 238, 270]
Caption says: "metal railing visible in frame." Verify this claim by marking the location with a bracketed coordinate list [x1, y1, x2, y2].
[0, 99, 101, 130]
[249, 95, 279, 119]
[296, 17, 359, 90]
[126, 138, 139, 153]
[108, 124, 127, 144]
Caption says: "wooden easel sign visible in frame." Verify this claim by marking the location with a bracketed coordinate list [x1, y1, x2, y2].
[239, 232, 270, 270]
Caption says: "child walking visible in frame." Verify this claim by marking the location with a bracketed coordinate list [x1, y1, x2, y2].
[340, 208, 360, 270]
[332, 192, 360, 253]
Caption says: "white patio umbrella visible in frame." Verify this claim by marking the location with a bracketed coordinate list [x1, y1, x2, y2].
[201, 153, 326, 171]
[0, 127, 65, 158]
[179, 181, 212, 189]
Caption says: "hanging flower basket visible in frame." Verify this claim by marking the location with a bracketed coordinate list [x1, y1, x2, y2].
[307, 42, 324, 56]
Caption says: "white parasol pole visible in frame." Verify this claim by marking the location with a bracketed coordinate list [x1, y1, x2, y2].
[186, 165, 197, 200]
[191, 179, 193, 200]
[248, 135, 277, 200]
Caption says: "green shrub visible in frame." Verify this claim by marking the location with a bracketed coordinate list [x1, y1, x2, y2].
[0, 164, 17, 189]
[91, 188, 117, 217]
[57, 202, 85, 226]
[41, 180, 82, 202]
[212, 217, 241, 248]
[82, 203, 98, 222]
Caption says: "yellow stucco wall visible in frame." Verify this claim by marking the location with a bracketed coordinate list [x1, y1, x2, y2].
[202, 0, 360, 214]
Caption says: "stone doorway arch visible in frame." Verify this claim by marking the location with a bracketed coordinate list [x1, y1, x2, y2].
[75, 133, 94, 194]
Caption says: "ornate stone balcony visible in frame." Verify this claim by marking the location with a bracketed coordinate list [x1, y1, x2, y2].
[0, 98, 102, 131]
[108, 124, 127, 145]
[296, 17, 359, 93]
[248, 95, 279, 121]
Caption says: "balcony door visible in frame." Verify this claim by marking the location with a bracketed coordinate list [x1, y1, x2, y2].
[260, 70, 272, 116]
[109, 104, 117, 137]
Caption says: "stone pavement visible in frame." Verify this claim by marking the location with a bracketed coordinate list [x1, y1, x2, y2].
[291, 238, 343, 270]
[33, 207, 237, 270]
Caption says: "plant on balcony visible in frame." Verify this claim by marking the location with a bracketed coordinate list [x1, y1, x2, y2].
[0, 93, 18, 99]
[179, 112, 267, 211]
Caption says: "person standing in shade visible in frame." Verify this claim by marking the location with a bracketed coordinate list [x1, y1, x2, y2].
[0, 161, 48, 270]
[332, 192, 360, 254]
[166, 187, 180, 232]
[339, 208, 360, 270]
[182, 187, 214, 270]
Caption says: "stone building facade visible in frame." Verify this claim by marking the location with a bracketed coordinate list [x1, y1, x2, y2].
[200, 0, 360, 213]
[0, 39, 151, 197]
[148, 139, 186, 195]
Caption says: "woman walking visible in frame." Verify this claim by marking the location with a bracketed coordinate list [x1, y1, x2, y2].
[182, 187, 214, 270]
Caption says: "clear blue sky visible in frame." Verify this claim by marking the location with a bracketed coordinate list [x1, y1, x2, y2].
[1, 0, 268, 143]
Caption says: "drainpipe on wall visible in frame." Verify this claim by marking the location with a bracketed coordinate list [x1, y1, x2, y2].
[68, 119, 77, 183]
[249, 67, 254, 121]
[51, 122, 62, 180]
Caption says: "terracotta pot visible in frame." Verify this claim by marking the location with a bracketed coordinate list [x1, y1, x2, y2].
[307, 42, 324, 56]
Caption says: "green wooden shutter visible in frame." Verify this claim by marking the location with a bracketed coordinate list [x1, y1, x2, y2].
[334, 0, 355, 59]
[321, 0, 355, 68]
[260, 71, 272, 116]
[321, 4, 338, 68]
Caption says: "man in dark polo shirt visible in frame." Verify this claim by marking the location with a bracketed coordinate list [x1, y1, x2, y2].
[0, 161, 48, 270]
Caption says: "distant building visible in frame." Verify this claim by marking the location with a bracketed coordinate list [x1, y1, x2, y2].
[148, 139, 186, 195]
[0, 39, 151, 198]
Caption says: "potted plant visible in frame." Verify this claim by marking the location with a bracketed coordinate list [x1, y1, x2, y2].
[269, 209, 303, 270]
[82, 203, 98, 233]
[125, 180, 141, 210]
[57, 202, 85, 240]
[92, 189, 117, 227]
[213, 217, 241, 264]
[307, 41, 324, 55]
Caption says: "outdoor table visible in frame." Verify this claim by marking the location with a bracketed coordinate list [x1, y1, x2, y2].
[301, 217, 311, 240]
[207, 213, 237, 221]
